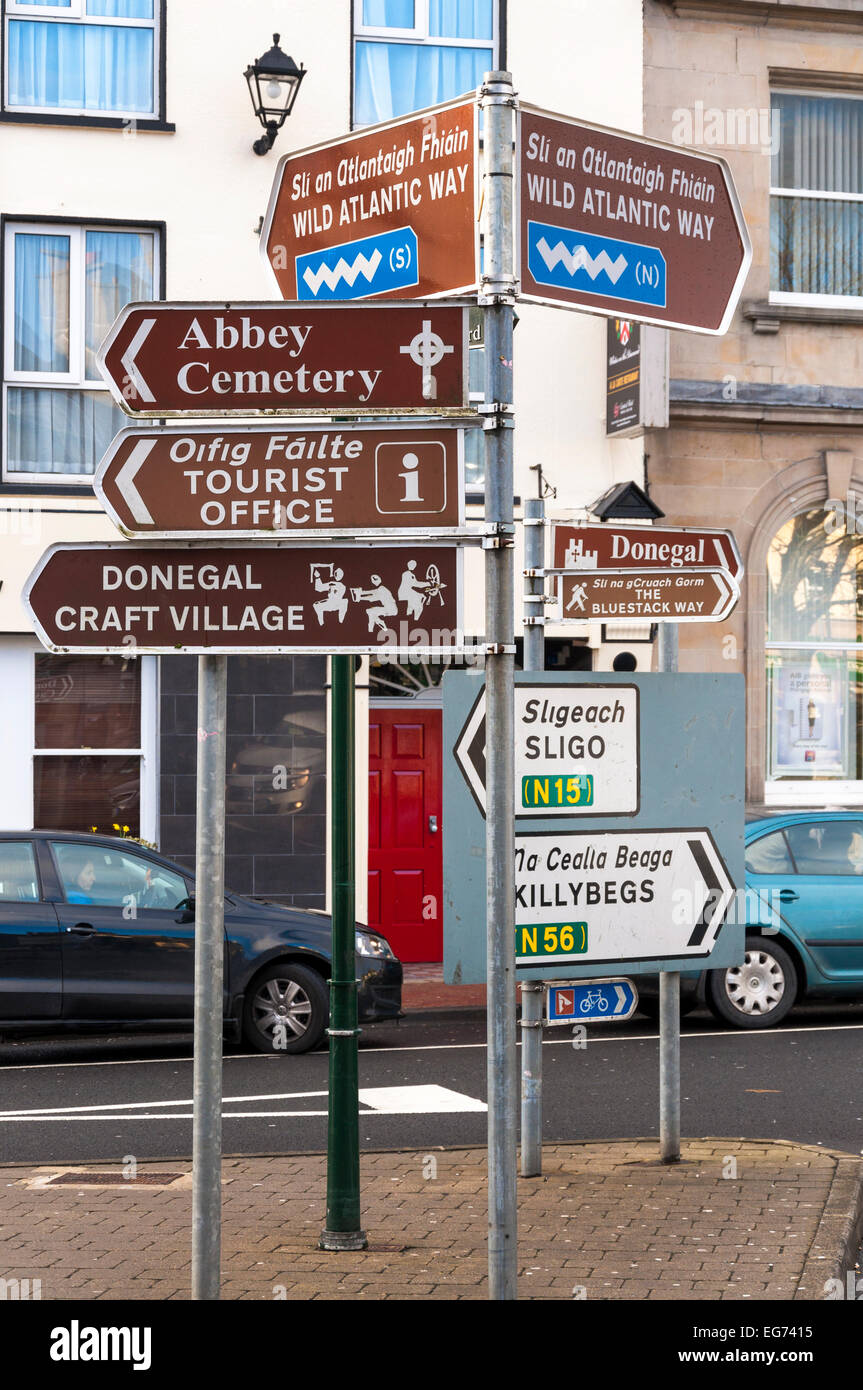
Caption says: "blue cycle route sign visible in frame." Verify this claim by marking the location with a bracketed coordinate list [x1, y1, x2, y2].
[296, 227, 419, 301]
[527, 220, 667, 309]
[546, 978, 638, 1024]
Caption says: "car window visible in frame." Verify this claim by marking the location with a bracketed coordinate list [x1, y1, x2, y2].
[784, 820, 863, 876]
[744, 830, 794, 875]
[0, 842, 40, 903]
[51, 842, 189, 911]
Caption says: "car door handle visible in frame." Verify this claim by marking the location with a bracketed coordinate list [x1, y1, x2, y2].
[778, 889, 799, 902]
[65, 924, 95, 935]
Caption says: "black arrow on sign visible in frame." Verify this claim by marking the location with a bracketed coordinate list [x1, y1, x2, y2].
[686, 837, 728, 946]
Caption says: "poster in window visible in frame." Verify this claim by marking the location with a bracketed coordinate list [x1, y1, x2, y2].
[770, 658, 847, 777]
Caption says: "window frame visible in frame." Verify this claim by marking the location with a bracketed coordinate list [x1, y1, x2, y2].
[33, 652, 160, 844]
[1, 0, 171, 129]
[769, 85, 863, 309]
[352, 0, 501, 128]
[1, 213, 165, 488]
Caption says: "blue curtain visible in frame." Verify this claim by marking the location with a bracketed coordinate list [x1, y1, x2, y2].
[14, 233, 69, 374]
[87, 0, 154, 17]
[85, 229, 154, 377]
[6, 388, 125, 475]
[8, 20, 154, 113]
[429, 1, 492, 39]
[363, 0, 414, 25]
[355, 39, 490, 123]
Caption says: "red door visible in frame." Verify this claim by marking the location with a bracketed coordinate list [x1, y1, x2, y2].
[368, 708, 443, 963]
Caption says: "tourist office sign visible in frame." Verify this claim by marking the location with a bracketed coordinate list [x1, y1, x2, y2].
[97, 301, 472, 417]
[94, 421, 473, 539]
[556, 569, 740, 624]
[518, 104, 752, 332]
[261, 95, 478, 301]
[22, 542, 467, 656]
[553, 523, 743, 585]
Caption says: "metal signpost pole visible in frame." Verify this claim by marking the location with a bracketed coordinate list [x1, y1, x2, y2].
[481, 70, 517, 1300]
[520, 494, 545, 1177]
[191, 652, 228, 1300]
[657, 622, 681, 1164]
[321, 654, 366, 1249]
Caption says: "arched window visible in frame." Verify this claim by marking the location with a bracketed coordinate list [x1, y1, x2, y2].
[766, 507, 863, 796]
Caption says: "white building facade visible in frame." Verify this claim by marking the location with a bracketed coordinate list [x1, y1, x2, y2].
[0, 0, 646, 950]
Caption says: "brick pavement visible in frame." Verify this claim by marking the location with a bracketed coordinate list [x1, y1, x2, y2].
[1, 1138, 860, 1300]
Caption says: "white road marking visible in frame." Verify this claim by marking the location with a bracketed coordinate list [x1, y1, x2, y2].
[357, 1084, 486, 1113]
[0, 1020, 862, 1073]
[0, 1083, 486, 1123]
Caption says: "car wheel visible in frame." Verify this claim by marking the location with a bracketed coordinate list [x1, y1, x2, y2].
[706, 938, 797, 1029]
[242, 963, 329, 1054]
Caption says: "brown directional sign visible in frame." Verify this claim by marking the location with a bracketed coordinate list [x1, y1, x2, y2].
[94, 422, 471, 538]
[553, 523, 743, 585]
[23, 543, 467, 655]
[518, 103, 751, 333]
[556, 569, 739, 624]
[97, 301, 471, 417]
[262, 95, 478, 302]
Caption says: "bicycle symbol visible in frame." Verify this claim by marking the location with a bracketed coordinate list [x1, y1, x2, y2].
[579, 989, 608, 1014]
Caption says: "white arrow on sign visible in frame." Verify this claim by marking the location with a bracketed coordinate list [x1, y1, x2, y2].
[114, 438, 156, 525]
[119, 316, 156, 403]
[613, 984, 627, 1014]
[453, 685, 487, 814]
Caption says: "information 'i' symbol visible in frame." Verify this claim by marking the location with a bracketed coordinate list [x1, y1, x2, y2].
[399, 319, 454, 400]
[399, 451, 423, 504]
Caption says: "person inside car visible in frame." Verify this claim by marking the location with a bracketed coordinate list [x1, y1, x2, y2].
[66, 860, 96, 904]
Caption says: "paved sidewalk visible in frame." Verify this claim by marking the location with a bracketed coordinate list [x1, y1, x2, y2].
[1, 1138, 860, 1300]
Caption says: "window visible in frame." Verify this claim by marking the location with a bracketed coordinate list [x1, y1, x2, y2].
[5, 0, 159, 120]
[33, 653, 157, 837]
[766, 509, 863, 797]
[353, 0, 496, 126]
[51, 840, 187, 909]
[744, 830, 793, 875]
[784, 819, 863, 876]
[3, 220, 159, 481]
[770, 91, 863, 304]
[0, 841, 40, 902]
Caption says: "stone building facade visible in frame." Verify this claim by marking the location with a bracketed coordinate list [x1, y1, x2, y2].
[645, 0, 863, 808]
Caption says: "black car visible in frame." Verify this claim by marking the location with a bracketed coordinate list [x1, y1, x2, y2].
[0, 831, 402, 1053]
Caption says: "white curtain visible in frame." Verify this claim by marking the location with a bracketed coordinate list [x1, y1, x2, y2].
[8, 18, 154, 113]
[355, 39, 490, 123]
[771, 94, 863, 295]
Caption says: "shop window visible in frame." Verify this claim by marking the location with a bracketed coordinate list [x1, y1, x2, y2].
[766, 508, 863, 796]
[33, 652, 156, 837]
[771, 91, 863, 305]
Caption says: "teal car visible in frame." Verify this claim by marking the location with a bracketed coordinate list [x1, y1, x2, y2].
[646, 812, 863, 1028]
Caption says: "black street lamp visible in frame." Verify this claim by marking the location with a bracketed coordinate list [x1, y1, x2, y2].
[245, 33, 306, 155]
